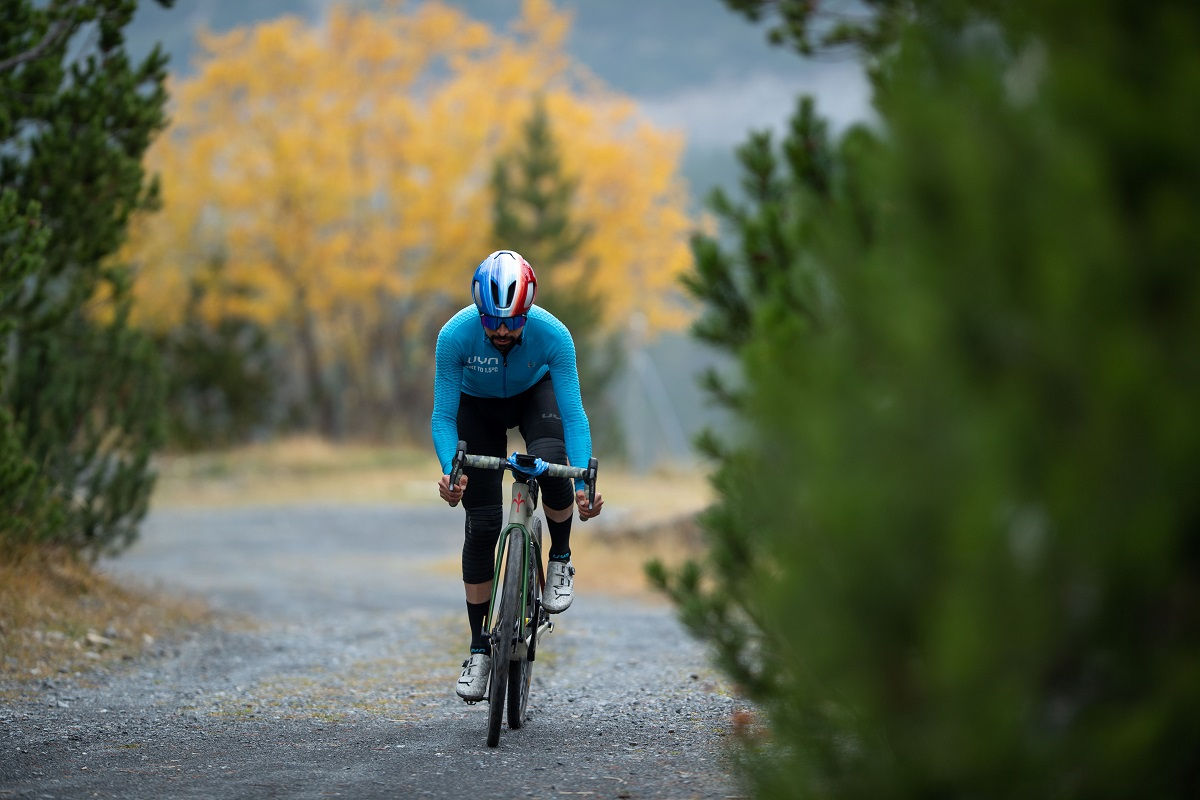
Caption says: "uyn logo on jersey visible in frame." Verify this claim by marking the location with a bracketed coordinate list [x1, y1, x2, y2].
[466, 354, 501, 374]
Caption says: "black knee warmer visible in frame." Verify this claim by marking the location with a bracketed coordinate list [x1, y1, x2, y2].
[462, 504, 503, 584]
[526, 437, 574, 511]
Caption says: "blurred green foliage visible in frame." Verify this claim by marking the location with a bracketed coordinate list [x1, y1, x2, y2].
[655, 0, 1200, 795]
[0, 192, 67, 555]
[156, 282, 278, 451]
[0, 1, 171, 558]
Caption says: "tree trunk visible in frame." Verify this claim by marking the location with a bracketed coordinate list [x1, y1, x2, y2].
[293, 287, 337, 438]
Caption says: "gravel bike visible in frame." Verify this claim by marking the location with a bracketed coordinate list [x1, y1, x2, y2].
[449, 440, 598, 748]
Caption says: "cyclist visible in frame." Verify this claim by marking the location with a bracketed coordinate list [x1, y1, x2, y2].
[432, 249, 604, 702]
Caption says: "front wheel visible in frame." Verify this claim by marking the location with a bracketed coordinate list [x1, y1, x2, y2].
[486, 532, 522, 747]
[508, 521, 541, 728]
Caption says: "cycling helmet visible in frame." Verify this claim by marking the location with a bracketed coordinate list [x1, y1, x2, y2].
[472, 250, 537, 329]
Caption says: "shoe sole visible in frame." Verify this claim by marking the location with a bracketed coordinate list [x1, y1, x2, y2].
[457, 680, 487, 701]
[543, 596, 573, 614]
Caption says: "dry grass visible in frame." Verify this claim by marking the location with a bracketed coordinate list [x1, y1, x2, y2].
[151, 436, 443, 508]
[151, 436, 715, 521]
[0, 548, 211, 690]
[569, 512, 707, 602]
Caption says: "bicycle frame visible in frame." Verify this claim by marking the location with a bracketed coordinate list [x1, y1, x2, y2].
[486, 477, 547, 660]
[450, 448, 598, 649]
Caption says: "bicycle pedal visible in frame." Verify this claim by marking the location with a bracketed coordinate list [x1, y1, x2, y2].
[461, 698, 481, 706]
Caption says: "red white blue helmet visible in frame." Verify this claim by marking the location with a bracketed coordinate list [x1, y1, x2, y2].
[472, 250, 537, 323]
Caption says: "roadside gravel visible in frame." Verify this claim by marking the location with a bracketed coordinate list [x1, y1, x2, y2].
[1, 505, 744, 799]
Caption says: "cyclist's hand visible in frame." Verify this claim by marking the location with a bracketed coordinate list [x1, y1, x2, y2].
[439, 473, 468, 507]
[575, 489, 603, 520]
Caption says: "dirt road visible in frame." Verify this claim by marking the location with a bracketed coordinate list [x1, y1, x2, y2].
[1, 505, 741, 799]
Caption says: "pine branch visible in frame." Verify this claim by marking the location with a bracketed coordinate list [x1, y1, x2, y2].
[0, 1, 85, 73]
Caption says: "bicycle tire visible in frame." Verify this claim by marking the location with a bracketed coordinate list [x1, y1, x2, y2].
[526, 517, 544, 666]
[508, 521, 541, 728]
[486, 531, 522, 747]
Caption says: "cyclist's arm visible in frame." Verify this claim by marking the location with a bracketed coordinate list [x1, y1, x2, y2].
[545, 322, 593, 493]
[431, 325, 465, 474]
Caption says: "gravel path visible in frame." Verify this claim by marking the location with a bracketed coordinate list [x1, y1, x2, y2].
[1, 505, 742, 799]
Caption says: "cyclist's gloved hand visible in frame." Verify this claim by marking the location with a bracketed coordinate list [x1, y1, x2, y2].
[575, 489, 603, 521]
[439, 473, 468, 507]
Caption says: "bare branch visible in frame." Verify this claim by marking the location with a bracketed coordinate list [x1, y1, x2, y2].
[0, 1, 85, 74]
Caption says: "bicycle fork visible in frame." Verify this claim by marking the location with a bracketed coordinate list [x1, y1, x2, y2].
[487, 531, 552, 653]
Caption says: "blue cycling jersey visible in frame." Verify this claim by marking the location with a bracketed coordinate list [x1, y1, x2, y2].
[431, 305, 593, 489]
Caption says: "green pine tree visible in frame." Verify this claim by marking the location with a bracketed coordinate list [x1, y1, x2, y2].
[680, 94, 857, 419]
[0, 191, 66, 555]
[491, 97, 625, 457]
[0, 1, 172, 558]
[656, 0, 1200, 796]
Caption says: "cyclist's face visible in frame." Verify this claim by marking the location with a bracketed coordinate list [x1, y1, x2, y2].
[483, 320, 522, 349]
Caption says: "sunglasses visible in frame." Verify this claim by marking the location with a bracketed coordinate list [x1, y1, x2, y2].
[480, 313, 527, 331]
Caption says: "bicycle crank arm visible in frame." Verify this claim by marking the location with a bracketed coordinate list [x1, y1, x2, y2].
[510, 620, 554, 662]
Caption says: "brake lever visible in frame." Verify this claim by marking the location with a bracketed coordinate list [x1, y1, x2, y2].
[582, 457, 598, 521]
[449, 439, 467, 495]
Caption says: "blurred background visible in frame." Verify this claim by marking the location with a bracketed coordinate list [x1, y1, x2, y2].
[117, 0, 870, 467]
[126, 0, 872, 202]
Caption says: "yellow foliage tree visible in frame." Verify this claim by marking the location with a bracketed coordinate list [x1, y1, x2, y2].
[125, 0, 694, 438]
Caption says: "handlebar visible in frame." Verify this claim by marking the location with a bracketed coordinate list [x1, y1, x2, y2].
[450, 440, 599, 515]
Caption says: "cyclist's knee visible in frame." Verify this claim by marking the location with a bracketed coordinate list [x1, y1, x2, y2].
[526, 437, 573, 510]
[526, 436, 565, 463]
[462, 504, 502, 583]
[544, 504, 572, 523]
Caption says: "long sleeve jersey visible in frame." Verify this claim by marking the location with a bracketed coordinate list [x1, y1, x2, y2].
[431, 305, 593, 490]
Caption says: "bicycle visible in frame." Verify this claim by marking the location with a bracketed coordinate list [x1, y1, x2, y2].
[448, 440, 598, 748]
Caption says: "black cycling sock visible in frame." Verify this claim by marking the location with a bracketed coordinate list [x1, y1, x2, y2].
[467, 600, 490, 654]
[546, 514, 571, 561]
